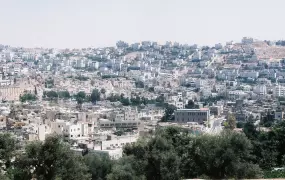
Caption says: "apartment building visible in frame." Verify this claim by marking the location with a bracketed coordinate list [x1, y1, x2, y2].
[275, 110, 284, 121]
[174, 108, 210, 124]
[98, 119, 141, 129]
[0, 86, 25, 101]
[253, 85, 267, 96]
[50, 120, 88, 139]
[274, 85, 285, 97]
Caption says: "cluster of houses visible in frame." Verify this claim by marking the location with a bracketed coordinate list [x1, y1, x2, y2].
[1, 37, 285, 158]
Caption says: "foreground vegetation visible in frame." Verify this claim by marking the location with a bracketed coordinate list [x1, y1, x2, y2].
[1, 121, 285, 179]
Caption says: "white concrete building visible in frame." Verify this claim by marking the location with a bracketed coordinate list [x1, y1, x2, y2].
[269, 61, 281, 68]
[195, 79, 204, 88]
[275, 111, 284, 121]
[175, 101, 184, 109]
[253, 85, 267, 95]
[228, 90, 248, 100]
[50, 120, 85, 139]
[242, 37, 254, 44]
[38, 124, 46, 141]
[274, 85, 285, 97]
[239, 71, 259, 79]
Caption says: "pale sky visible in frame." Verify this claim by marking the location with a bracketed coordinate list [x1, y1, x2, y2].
[0, 0, 284, 48]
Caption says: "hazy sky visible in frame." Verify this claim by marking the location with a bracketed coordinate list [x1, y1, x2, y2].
[0, 0, 284, 48]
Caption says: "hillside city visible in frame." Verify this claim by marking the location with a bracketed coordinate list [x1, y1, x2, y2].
[2, 37, 285, 179]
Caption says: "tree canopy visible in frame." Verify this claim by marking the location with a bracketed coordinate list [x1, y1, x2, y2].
[13, 135, 90, 180]
[161, 104, 177, 122]
[75, 91, 87, 105]
[111, 127, 263, 179]
[2, 122, 285, 179]
[20, 93, 37, 102]
[90, 89, 100, 104]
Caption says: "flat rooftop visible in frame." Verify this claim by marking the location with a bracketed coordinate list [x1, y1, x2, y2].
[176, 108, 209, 111]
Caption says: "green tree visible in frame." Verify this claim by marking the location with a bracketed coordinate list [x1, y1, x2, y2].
[225, 113, 236, 130]
[75, 91, 86, 106]
[90, 89, 100, 104]
[20, 93, 37, 102]
[45, 78, 54, 88]
[107, 156, 146, 180]
[0, 133, 17, 174]
[121, 97, 130, 106]
[90, 80, 95, 86]
[242, 121, 277, 169]
[144, 137, 181, 180]
[100, 88, 106, 95]
[260, 112, 274, 127]
[264, 169, 285, 178]
[148, 87, 154, 92]
[45, 91, 58, 100]
[34, 86, 37, 95]
[135, 81, 144, 88]
[75, 76, 89, 81]
[117, 127, 263, 179]
[121, 128, 183, 180]
[236, 121, 245, 128]
[121, 136, 181, 180]
[180, 130, 262, 179]
[243, 121, 258, 140]
[130, 96, 141, 106]
[251, 132, 278, 170]
[84, 154, 112, 180]
[13, 135, 91, 180]
[0, 173, 9, 180]
[155, 95, 165, 107]
[76, 91, 86, 99]
[58, 91, 71, 99]
[161, 104, 177, 122]
[185, 100, 196, 109]
[107, 94, 121, 102]
[270, 121, 285, 166]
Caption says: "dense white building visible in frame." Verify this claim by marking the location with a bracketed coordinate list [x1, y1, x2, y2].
[253, 85, 267, 95]
[242, 37, 254, 44]
[174, 108, 210, 124]
[50, 120, 88, 139]
[274, 85, 285, 97]
[239, 71, 259, 79]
